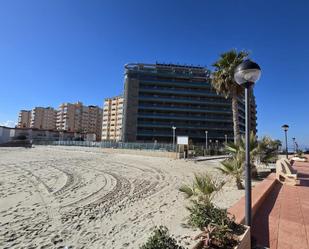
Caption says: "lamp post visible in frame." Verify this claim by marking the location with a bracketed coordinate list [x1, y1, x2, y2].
[172, 126, 176, 151]
[292, 137, 296, 153]
[205, 130, 208, 154]
[225, 134, 227, 144]
[234, 59, 261, 227]
[282, 124, 289, 158]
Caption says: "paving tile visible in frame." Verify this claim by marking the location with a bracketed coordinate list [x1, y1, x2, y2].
[252, 159, 309, 248]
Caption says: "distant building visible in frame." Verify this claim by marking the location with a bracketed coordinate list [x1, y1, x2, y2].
[31, 107, 57, 130]
[122, 63, 257, 143]
[87, 105, 103, 141]
[102, 96, 123, 141]
[0, 126, 78, 143]
[17, 110, 31, 128]
[56, 101, 103, 141]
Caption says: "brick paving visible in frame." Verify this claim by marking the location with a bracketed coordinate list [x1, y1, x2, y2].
[252, 159, 309, 249]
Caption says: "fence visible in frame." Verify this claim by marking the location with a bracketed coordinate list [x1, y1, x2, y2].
[33, 140, 174, 152]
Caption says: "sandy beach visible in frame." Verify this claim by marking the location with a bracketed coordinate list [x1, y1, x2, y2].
[0, 146, 246, 249]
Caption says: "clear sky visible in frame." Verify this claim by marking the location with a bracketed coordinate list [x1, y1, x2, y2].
[0, 0, 308, 148]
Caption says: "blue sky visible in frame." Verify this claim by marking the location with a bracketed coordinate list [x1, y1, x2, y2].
[0, 0, 308, 148]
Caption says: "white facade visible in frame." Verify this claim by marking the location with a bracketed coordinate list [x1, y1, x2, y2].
[0, 126, 12, 144]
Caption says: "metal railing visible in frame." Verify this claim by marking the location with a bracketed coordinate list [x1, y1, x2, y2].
[33, 140, 174, 152]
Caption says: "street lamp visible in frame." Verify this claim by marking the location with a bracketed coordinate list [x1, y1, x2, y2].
[292, 137, 296, 153]
[282, 124, 289, 158]
[234, 59, 261, 227]
[205, 131, 208, 154]
[172, 126, 176, 151]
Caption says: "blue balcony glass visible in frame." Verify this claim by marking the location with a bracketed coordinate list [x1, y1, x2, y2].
[138, 96, 231, 106]
[137, 123, 233, 131]
[139, 87, 222, 98]
[137, 113, 232, 122]
[139, 79, 211, 88]
[138, 105, 232, 114]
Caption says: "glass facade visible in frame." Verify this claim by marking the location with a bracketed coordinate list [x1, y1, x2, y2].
[122, 63, 257, 144]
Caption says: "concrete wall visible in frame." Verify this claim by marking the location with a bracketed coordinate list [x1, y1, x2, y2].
[0, 127, 12, 143]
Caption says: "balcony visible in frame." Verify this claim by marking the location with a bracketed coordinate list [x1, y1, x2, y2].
[138, 105, 232, 114]
[137, 113, 232, 122]
[138, 96, 231, 106]
[137, 123, 232, 131]
[139, 79, 211, 89]
[139, 86, 221, 98]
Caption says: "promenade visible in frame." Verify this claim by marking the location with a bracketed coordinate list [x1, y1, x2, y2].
[252, 158, 309, 249]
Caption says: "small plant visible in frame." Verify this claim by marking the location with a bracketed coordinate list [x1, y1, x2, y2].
[179, 173, 225, 203]
[193, 223, 239, 249]
[140, 226, 184, 249]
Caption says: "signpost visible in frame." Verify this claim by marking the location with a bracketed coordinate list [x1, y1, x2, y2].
[177, 136, 188, 145]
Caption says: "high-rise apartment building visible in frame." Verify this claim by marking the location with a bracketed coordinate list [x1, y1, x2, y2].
[87, 105, 103, 141]
[31, 107, 57, 130]
[122, 63, 257, 143]
[57, 102, 83, 132]
[56, 102, 103, 141]
[17, 110, 31, 128]
[102, 96, 123, 141]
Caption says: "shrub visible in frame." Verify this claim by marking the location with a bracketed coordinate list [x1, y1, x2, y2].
[186, 201, 232, 230]
[16, 135, 27, 140]
[140, 226, 184, 249]
[179, 173, 225, 204]
[296, 149, 306, 158]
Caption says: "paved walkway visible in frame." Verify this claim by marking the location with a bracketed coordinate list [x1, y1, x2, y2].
[252, 159, 309, 249]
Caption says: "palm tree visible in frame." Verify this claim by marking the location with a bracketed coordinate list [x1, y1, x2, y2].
[179, 173, 225, 203]
[224, 132, 259, 178]
[224, 131, 259, 163]
[257, 136, 281, 165]
[211, 49, 249, 143]
[217, 158, 244, 189]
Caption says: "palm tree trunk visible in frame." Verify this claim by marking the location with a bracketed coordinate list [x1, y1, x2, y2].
[231, 90, 240, 144]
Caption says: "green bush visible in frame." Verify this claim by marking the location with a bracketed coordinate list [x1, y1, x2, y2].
[186, 201, 232, 230]
[140, 226, 184, 249]
[187, 201, 245, 248]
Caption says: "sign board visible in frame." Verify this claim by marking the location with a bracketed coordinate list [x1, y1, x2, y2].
[177, 136, 189, 145]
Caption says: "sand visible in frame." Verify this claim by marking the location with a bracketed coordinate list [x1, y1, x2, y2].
[0, 146, 246, 249]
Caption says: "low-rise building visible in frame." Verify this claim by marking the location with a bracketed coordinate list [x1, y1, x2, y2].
[0, 126, 11, 143]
